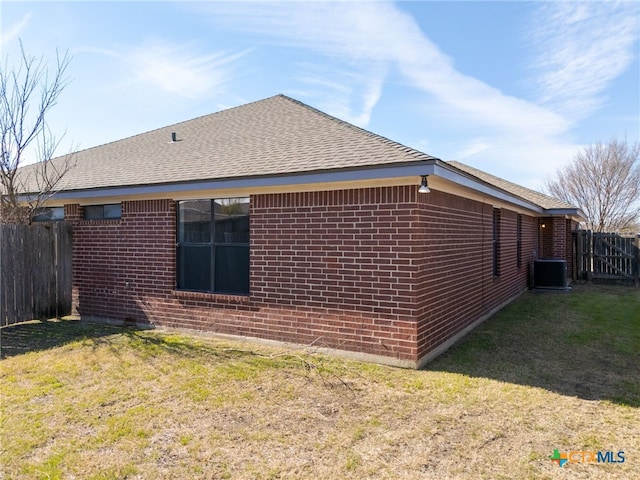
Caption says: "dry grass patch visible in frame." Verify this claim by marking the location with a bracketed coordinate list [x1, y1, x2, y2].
[1, 284, 638, 479]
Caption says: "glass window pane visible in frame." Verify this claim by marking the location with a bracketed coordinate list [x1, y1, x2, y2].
[177, 245, 211, 291]
[104, 204, 122, 219]
[178, 200, 211, 243]
[84, 205, 103, 220]
[33, 207, 64, 222]
[32, 211, 48, 222]
[50, 207, 65, 220]
[215, 245, 249, 294]
[214, 198, 249, 244]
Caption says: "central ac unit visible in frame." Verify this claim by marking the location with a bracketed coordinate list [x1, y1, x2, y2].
[534, 259, 568, 289]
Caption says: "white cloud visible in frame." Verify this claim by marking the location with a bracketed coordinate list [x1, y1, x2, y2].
[122, 42, 250, 99]
[0, 13, 31, 48]
[45, 40, 251, 154]
[292, 62, 387, 126]
[76, 41, 249, 101]
[528, 1, 639, 120]
[200, 1, 570, 136]
[74, 41, 248, 100]
[449, 137, 582, 191]
[191, 1, 636, 189]
[456, 140, 491, 160]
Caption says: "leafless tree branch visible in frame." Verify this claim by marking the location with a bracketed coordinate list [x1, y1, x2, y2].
[0, 41, 75, 224]
[546, 138, 640, 233]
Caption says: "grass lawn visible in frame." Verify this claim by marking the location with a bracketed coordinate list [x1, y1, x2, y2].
[1, 284, 638, 479]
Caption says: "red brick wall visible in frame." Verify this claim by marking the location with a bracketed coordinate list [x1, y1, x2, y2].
[67, 200, 176, 324]
[539, 217, 554, 259]
[538, 216, 577, 279]
[412, 192, 537, 360]
[67, 187, 544, 366]
[552, 217, 567, 259]
[248, 188, 419, 359]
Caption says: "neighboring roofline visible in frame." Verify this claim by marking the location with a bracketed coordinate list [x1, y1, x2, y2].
[22, 159, 584, 218]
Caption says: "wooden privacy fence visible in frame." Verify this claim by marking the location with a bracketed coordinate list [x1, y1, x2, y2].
[575, 231, 640, 285]
[0, 222, 72, 326]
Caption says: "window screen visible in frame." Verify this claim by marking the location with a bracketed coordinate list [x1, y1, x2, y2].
[84, 204, 121, 220]
[177, 198, 249, 294]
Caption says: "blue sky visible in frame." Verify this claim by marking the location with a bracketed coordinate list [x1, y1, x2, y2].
[1, 0, 638, 190]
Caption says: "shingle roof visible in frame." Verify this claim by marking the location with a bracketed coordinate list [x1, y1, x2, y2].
[18, 94, 578, 216]
[447, 160, 576, 210]
[20, 94, 435, 193]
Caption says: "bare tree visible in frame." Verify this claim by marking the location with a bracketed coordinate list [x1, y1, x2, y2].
[0, 42, 75, 224]
[546, 138, 640, 233]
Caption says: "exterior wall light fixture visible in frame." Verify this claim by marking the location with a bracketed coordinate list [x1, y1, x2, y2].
[418, 175, 431, 194]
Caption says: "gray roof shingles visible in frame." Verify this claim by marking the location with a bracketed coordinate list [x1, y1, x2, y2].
[19, 94, 578, 213]
[447, 161, 575, 210]
[22, 94, 435, 193]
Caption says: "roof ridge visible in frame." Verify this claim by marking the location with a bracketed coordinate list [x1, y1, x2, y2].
[276, 94, 437, 161]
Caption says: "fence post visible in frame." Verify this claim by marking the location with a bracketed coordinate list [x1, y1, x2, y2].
[576, 230, 583, 280]
[587, 230, 595, 283]
[0, 225, 5, 326]
[634, 234, 640, 287]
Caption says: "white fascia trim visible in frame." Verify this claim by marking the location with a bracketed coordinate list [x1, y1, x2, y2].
[544, 208, 587, 221]
[432, 163, 545, 214]
[36, 162, 438, 201]
[28, 160, 568, 216]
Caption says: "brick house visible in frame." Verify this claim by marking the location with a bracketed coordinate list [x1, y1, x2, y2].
[26, 95, 583, 368]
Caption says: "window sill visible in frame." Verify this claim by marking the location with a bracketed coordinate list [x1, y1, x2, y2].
[172, 290, 251, 304]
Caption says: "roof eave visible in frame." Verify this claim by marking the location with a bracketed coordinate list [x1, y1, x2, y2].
[433, 162, 545, 214]
[24, 160, 440, 201]
[543, 208, 587, 222]
[24, 160, 569, 217]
